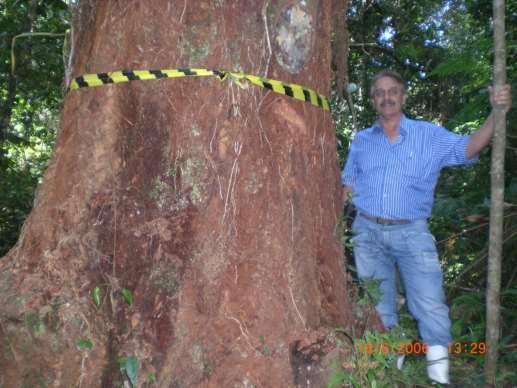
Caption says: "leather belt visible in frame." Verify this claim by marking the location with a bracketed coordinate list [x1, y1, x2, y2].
[359, 212, 411, 225]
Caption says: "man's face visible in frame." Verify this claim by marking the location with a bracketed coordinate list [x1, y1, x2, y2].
[372, 76, 406, 119]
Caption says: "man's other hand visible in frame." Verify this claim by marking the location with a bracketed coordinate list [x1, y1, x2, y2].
[342, 185, 352, 205]
[489, 84, 512, 113]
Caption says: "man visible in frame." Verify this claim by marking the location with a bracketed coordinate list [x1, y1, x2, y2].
[341, 70, 511, 384]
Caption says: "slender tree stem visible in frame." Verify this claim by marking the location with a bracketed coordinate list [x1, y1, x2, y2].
[485, 0, 507, 385]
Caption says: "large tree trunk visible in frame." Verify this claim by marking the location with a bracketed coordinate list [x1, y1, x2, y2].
[0, 1, 354, 387]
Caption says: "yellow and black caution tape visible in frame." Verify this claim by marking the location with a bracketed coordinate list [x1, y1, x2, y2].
[68, 68, 329, 111]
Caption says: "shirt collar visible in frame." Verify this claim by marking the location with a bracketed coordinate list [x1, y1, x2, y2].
[373, 114, 409, 138]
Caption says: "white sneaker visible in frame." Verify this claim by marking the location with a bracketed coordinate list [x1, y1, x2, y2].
[396, 354, 405, 370]
[426, 345, 449, 384]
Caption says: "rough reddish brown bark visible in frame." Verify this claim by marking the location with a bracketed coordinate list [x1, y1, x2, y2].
[331, 0, 349, 98]
[0, 1, 355, 387]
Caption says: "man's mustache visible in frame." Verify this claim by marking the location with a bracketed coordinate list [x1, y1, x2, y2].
[381, 100, 396, 107]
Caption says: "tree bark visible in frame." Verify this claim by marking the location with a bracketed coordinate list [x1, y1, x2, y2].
[485, 0, 507, 386]
[0, 1, 354, 387]
[332, 0, 348, 98]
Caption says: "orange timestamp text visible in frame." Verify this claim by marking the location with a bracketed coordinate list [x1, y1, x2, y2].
[448, 341, 486, 355]
[357, 341, 429, 355]
[357, 341, 487, 356]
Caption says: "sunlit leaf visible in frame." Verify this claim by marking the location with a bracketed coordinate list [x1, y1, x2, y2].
[118, 355, 139, 388]
[121, 288, 133, 306]
[92, 286, 102, 307]
[76, 338, 93, 350]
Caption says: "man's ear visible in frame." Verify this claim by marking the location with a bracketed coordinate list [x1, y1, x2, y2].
[402, 93, 407, 106]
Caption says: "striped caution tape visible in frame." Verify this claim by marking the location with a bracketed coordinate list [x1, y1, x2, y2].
[68, 68, 329, 111]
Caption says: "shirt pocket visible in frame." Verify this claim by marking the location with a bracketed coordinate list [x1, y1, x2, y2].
[396, 147, 432, 178]
[357, 151, 385, 175]
[351, 216, 373, 246]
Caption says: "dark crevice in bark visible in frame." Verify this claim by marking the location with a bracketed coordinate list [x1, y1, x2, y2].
[101, 328, 117, 388]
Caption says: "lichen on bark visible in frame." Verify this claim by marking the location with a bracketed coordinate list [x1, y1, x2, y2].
[274, 2, 315, 73]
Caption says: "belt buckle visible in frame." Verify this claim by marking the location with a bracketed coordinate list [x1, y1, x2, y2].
[376, 217, 391, 225]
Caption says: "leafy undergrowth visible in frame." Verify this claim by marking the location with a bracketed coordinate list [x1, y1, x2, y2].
[328, 278, 517, 387]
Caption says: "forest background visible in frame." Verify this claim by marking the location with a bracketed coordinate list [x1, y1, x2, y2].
[1, 0, 516, 386]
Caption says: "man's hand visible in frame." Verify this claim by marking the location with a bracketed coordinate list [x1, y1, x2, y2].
[342, 185, 352, 205]
[466, 84, 512, 159]
[489, 84, 512, 113]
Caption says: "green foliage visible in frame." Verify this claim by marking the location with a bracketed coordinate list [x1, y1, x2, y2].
[92, 286, 102, 308]
[356, 277, 382, 307]
[0, 0, 69, 256]
[121, 288, 134, 306]
[118, 355, 140, 388]
[76, 337, 94, 350]
[0, 157, 38, 255]
[328, 329, 430, 388]
[24, 311, 45, 334]
[92, 284, 136, 310]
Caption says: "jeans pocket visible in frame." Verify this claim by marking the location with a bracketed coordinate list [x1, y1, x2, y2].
[404, 231, 441, 273]
[351, 230, 370, 247]
[351, 218, 371, 246]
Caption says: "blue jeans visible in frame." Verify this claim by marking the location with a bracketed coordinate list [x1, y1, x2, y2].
[351, 215, 451, 347]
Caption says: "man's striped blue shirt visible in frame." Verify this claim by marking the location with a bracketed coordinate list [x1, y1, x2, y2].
[341, 115, 478, 220]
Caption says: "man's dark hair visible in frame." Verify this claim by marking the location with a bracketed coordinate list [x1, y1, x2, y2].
[370, 70, 407, 97]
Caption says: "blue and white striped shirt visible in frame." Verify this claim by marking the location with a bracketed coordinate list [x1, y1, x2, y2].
[341, 115, 478, 220]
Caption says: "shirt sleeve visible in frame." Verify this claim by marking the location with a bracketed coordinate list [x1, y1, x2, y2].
[433, 126, 479, 168]
[341, 143, 358, 188]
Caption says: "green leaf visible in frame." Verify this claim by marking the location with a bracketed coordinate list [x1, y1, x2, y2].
[92, 286, 102, 307]
[367, 368, 376, 382]
[118, 355, 139, 388]
[328, 371, 352, 387]
[121, 288, 133, 306]
[76, 337, 94, 350]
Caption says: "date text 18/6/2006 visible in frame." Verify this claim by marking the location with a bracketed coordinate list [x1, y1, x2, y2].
[357, 341, 486, 355]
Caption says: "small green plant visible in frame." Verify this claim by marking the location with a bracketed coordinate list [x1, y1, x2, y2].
[356, 277, 382, 307]
[329, 275, 429, 387]
[88, 284, 142, 385]
[146, 372, 156, 382]
[91, 285, 134, 309]
[121, 288, 134, 306]
[92, 286, 102, 308]
[24, 311, 45, 334]
[328, 329, 431, 388]
[76, 337, 94, 350]
[118, 355, 140, 388]
[259, 335, 271, 356]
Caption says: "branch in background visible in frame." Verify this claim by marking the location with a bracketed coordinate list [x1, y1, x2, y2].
[447, 226, 516, 294]
[444, 213, 516, 293]
[351, 41, 427, 74]
[11, 32, 66, 75]
[1, 0, 38, 157]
